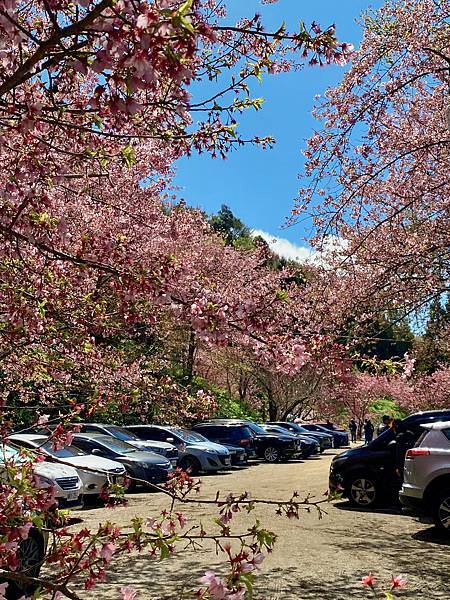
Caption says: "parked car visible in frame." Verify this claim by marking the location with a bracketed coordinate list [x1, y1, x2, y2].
[1, 443, 83, 510]
[400, 421, 450, 534]
[1, 445, 52, 599]
[267, 422, 333, 452]
[300, 423, 348, 448]
[190, 422, 257, 460]
[75, 423, 178, 465]
[71, 433, 172, 488]
[259, 424, 319, 458]
[329, 409, 450, 508]
[226, 445, 247, 465]
[2, 527, 49, 600]
[196, 420, 302, 463]
[126, 425, 231, 474]
[9, 434, 126, 499]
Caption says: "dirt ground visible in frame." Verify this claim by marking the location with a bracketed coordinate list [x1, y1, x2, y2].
[71, 448, 450, 599]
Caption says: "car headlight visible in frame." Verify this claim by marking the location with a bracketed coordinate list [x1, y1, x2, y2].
[35, 475, 53, 487]
[137, 462, 152, 469]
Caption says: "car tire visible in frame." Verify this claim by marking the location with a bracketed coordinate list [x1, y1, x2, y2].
[263, 446, 280, 463]
[179, 455, 201, 475]
[347, 474, 378, 508]
[5, 530, 46, 600]
[431, 488, 450, 535]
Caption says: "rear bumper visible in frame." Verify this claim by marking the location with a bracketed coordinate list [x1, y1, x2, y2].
[333, 436, 349, 448]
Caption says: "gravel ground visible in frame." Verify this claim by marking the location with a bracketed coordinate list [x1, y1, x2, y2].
[70, 448, 450, 599]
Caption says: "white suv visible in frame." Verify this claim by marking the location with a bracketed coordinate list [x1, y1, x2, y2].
[400, 421, 450, 534]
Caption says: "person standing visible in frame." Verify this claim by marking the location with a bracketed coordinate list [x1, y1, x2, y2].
[349, 418, 357, 443]
[364, 419, 375, 444]
[377, 414, 391, 436]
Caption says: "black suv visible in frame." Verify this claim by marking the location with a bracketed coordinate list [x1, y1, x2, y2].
[301, 423, 349, 448]
[190, 422, 256, 461]
[195, 420, 301, 463]
[268, 422, 333, 452]
[329, 409, 450, 507]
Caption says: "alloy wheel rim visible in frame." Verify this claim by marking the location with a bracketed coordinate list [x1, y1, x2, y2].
[350, 478, 376, 505]
[264, 447, 278, 462]
[438, 496, 450, 529]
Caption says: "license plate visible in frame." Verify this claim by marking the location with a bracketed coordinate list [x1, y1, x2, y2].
[67, 490, 79, 501]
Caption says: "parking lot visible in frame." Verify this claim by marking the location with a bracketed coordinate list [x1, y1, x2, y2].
[71, 449, 450, 599]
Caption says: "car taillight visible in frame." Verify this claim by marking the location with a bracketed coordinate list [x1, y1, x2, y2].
[406, 448, 430, 459]
[240, 439, 250, 446]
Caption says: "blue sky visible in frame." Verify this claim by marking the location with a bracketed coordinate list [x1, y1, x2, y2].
[174, 0, 383, 257]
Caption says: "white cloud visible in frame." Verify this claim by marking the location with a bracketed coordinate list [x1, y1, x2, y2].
[250, 229, 315, 263]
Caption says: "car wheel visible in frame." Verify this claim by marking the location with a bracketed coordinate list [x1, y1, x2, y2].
[431, 488, 450, 534]
[5, 530, 46, 600]
[179, 455, 201, 475]
[348, 475, 378, 507]
[263, 446, 280, 463]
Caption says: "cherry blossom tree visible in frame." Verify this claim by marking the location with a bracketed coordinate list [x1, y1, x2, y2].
[296, 0, 450, 325]
[0, 1, 357, 597]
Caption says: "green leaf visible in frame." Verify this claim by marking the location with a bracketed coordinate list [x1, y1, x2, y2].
[178, 0, 194, 17]
[121, 144, 137, 168]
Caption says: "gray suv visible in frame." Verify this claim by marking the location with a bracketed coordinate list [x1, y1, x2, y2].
[127, 425, 231, 474]
[400, 421, 450, 534]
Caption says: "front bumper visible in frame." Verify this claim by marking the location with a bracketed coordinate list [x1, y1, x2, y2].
[131, 465, 173, 484]
[399, 492, 426, 512]
[82, 473, 126, 495]
[58, 496, 84, 510]
[200, 454, 231, 471]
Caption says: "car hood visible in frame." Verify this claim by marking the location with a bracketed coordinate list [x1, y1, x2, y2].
[333, 446, 371, 461]
[57, 455, 125, 473]
[127, 440, 175, 452]
[256, 433, 295, 442]
[187, 442, 229, 455]
[34, 461, 79, 479]
[121, 451, 171, 467]
[297, 435, 318, 445]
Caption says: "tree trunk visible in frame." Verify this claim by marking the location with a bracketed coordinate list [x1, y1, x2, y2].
[185, 327, 196, 383]
[267, 387, 278, 421]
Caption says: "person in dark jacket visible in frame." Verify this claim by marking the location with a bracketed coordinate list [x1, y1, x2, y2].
[363, 419, 375, 444]
[392, 420, 416, 477]
[377, 414, 391, 436]
[349, 418, 357, 443]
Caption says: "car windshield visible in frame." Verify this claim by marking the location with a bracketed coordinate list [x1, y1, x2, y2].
[104, 426, 139, 442]
[292, 425, 311, 434]
[265, 425, 290, 435]
[247, 423, 268, 435]
[172, 429, 207, 443]
[368, 427, 396, 449]
[94, 436, 136, 454]
[41, 442, 86, 458]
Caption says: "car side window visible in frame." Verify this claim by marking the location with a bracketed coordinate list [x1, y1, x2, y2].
[16, 441, 34, 449]
[83, 426, 99, 433]
[203, 427, 220, 439]
[73, 439, 91, 452]
[153, 429, 168, 442]
[442, 429, 450, 441]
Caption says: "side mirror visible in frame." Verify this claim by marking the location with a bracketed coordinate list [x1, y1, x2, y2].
[91, 448, 103, 456]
